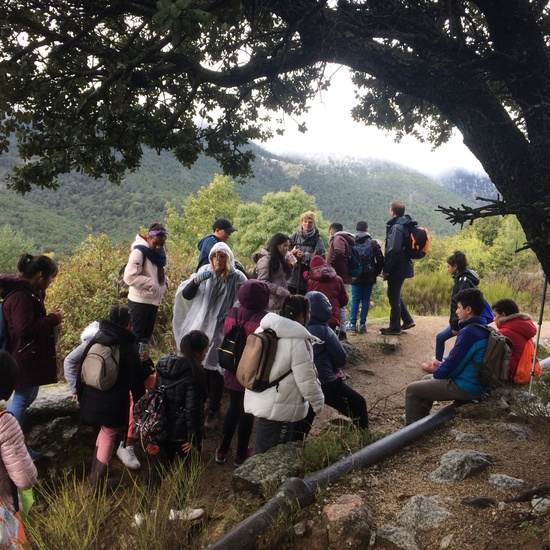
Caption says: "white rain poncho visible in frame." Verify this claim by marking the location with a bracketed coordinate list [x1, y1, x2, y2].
[172, 242, 247, 373]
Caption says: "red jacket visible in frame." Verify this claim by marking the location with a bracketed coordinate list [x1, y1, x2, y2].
[327, 232, 355, 284]
[0, 275, 60, 388]
[307, 265, 348, 328]
[496, 313, 537, 381]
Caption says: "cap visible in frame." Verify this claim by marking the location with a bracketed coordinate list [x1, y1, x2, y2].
[212, 218, 237, 233]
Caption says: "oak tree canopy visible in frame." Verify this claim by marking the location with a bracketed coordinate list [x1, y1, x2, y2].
[2, 1, 550, 273]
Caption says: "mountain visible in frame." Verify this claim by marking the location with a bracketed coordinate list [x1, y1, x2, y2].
[0, 143, 478, 254]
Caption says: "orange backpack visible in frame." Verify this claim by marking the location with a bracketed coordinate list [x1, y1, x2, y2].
[513, 339, 541, 384]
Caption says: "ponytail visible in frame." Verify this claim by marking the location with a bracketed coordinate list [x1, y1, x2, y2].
[179, 330, 209, 394]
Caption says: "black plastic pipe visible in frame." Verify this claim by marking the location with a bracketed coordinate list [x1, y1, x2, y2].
[207, 405, 456, 550]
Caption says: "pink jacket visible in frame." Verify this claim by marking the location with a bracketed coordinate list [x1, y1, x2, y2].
[123, 234, 169, 306]
[0, 412, 37, 512]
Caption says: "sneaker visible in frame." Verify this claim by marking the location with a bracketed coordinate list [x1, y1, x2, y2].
[116, 442, 141, 470]
[215, 447, 228, 464]
[380, 327, 401, 336]
[401, 322, 416, 330]
[204, 412, 219, 430]
[169, 507, 204, 521]
[359, 324, 367, 333]
[348, 323, 358, 332]
[234, 447, 253, 466]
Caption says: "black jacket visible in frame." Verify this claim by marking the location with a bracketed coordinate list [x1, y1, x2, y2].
[155, 355, 207, 446]
[449, 269, 480, 331]
[383, 215, 415, 280]
[78, 320, 145, 428]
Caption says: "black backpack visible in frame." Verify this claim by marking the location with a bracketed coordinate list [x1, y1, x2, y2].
[218, 309, 251, 372]
[404, 225, 431, 259]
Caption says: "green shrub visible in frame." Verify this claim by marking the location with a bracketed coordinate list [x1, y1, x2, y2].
[403, 271, 452, 316]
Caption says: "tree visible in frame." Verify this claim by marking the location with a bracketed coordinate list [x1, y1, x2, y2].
[2, 2, 550, 274]
[0, 226, 35, 273]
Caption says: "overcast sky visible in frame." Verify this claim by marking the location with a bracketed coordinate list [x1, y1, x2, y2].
[262, 68, 485, 177]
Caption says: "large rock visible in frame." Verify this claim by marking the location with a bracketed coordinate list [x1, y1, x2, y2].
[488, 474, 525, 492]
[232, 442, 304, 496]
[397, 495, 451, 532]
[492, 422, 534, 440]
[375, 523, 419, 550]
[429, 449, 492, 483]
[321, 494, 373, 549]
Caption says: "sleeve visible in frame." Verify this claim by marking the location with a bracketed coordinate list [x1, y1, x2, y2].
[373, 240, 385, 276]
[181, 278, 200, 300]
[0, 414, 37, 492]
[6, 292, 58, 344]
[338, 278, 349, 307]
[291, 340, 325, 414]
[328, 236, 346, 268]
[184, 379, 204, 445]
[126, 345, 146, 404]
[325, 331, 347, 369]
[63, 339, 90, 394]
[123, 249, 158, 294]
[433, 328, 480, 379]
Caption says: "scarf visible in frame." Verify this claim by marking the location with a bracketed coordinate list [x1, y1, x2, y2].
[135, 244, 167, 285]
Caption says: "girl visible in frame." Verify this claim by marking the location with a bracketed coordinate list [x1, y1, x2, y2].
[255, 233, 294, 312]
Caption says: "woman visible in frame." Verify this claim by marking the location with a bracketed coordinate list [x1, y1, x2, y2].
[215, 280, 270, 466]
[287, 212, 326, 295]
[0, 351, 37, 539]
[123, 221, 169, 344]
[149, 331, 209, 487]
[77, 306, 145, 492]
[173, 242, 247, 430]
[0, 254, 65, 445]
[244, 295, 325, 455]
[255, 233, 294, 312]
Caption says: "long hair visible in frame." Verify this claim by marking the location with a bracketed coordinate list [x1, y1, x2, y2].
[180, 330, 209, 395]
[17, 253, 58, 279]
[266, 232, 289, 275]
[281, 295, 310, 325]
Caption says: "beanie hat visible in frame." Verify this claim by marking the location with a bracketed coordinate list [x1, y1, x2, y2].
[310, 255, 326, 269]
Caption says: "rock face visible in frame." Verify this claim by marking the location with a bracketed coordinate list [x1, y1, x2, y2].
[428, 449, 492, 483]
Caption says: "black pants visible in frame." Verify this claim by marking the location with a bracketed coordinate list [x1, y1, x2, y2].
[254, 418, 293, 455]
[323, 379, 368, 428]
[218, 390, 254, 458]
[128, 300, 158, 342]
[386, 279, 413, 331]
[206, 370, 224, 415]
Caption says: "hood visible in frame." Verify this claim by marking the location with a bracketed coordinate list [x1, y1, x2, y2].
[260, 312, 321, 343]
[209, 241, 235, 268]
[454, 269, 480, 287]
[309, 265, 337, 282]
[497, 313, 537, 339]
[333, 231, 356, 246]
[131, 233, 148, 249]
[0, 275, 32, 300]
[355, 231, 372, 242]
[81, 321, 100, 343]
[305, 291, 331, 324]
[96, 319, 137, 346]
[310, 255, 326, 270]
[156, 354, 191, 381]
[388, 214, 417, 227]
[238, 279, 270, 310]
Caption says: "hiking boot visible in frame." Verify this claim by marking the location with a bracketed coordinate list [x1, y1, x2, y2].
[215, 447, 228, 464]
[359, 324, 367, 333]
[380, 327, 401, 336]
[116, 442, 141, 470]
[169, 507, 205, 521]
[234, 447, 253, 466]
[204, 412, 219, 430]
[401, 322, 416, 330]
[348, 322, 358, 332]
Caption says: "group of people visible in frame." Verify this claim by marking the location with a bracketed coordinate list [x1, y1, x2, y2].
[0, 202, 542, 529]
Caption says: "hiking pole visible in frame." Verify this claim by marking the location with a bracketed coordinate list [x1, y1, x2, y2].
[529, 275, 548, 397]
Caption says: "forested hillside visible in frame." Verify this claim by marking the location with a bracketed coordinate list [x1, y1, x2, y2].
[0, 143, 482, 255]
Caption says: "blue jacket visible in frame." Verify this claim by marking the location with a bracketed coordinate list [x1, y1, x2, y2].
[383, 215, 415, 280]
[196, 234, 221, 270]
[305, 291, 347, 385]
[433, 316, 489, 395]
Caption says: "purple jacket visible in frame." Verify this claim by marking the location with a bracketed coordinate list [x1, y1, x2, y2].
[0, 275, 60, 388]
[223, 280, 269, 392]
[327, 232, 355, 284]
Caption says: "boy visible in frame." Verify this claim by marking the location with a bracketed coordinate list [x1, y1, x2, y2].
[405, 288, 490, 424]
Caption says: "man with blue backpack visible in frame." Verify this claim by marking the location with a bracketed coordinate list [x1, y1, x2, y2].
[348, 221, 384, 333]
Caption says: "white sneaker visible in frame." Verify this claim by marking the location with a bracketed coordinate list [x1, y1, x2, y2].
[169, 507, 204, 521]
[116, 442, 141, 470]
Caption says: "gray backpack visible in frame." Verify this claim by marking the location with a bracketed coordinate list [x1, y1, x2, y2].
[81, 343, 120, 390]
[472, 325, 512, 388]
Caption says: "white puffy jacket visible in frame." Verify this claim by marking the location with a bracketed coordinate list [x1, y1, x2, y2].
[244, 312, 325, 422]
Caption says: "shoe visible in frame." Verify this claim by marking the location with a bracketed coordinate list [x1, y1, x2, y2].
[380, 327, 401, 335]
[338, 331, 348, 342]
[169, 507, 204, 521]
[348, 323, 357, 332]
[359, 324, 367, 333]
[27, 447, 44, 462]
[234, 447, 254, 466]
[215, 447, 228, 464]
[204, 412, 219, 430]
[116, 442, 141, 470]
[401, 322, 416, 330]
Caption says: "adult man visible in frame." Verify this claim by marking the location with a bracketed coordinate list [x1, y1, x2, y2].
[380, 201, 416, 336]
[405, 289, 490, 424]
[327, 222, 355, 340]
[196, 218, 237, 270]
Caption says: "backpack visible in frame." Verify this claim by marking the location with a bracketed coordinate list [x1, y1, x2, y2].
[133, 378, 184, 452]
[472, 324, 512, 389]
[352, 239, 376, 278]
[117, 249, 145, 299]
[513, 339, 541, 385]
[348, 244, 363, 278]
[80, 343, 121, 391]
[218, 308, 250, 372]
[405, 225, 431, 259]
[236, 329, 291, 392]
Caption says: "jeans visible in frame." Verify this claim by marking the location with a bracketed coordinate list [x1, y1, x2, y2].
[7, 386, 39, 427]
[350, 283, 374, 325]
[386, 279, 413, 331]
[435, 325, 455, 361]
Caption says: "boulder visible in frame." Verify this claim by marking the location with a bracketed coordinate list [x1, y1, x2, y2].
[429, 449, 492, 483]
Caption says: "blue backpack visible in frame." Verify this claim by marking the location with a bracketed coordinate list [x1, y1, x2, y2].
[354, 239, 376, 277]
[348, 244, 363, 278]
